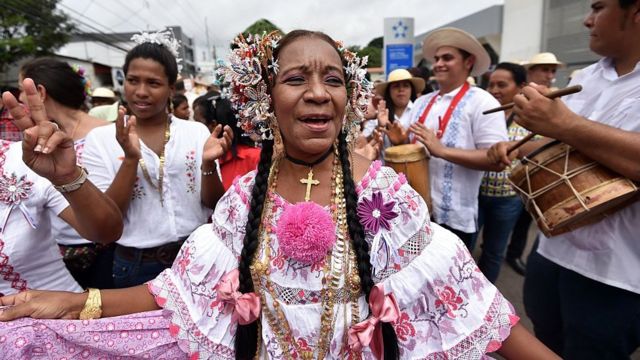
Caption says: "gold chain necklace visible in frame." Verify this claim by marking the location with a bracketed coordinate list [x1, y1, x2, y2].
[250, 153, 362, 359]
[138, 120, 170, 206]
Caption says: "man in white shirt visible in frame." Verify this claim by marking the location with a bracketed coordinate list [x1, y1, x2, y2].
[489, 0, 640, 357]
[408, 27, 508, 248]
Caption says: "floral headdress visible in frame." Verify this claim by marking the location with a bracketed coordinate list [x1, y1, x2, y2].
[131, 29, 183, 72]
[218, 31, 373, 144]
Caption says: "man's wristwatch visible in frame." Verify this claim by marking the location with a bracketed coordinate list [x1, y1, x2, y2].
[54, 167, 89, 193]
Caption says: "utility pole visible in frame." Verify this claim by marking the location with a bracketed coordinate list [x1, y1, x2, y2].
[205, 17, 211, 61]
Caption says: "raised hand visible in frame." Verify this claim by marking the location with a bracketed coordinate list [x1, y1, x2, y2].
[2, 78, 79, 185]
[383, 121, 410, 145]
[409, 122, 444, 158]
[115, 107, 142, 160]
[203, 124, 233, 162]
[376, 99, 390, 128]
[354, 129, 382, 161]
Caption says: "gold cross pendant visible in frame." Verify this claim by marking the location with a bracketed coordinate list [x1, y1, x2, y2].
[300, 168, 320, 201]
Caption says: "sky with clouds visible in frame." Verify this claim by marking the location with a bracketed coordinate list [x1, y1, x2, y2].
[59, 0, 503, 61]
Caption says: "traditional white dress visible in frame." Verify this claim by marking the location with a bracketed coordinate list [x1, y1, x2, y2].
[0, 141, 82, 296]
[0, 161, 517, 359]
[149, 161, 518, 359]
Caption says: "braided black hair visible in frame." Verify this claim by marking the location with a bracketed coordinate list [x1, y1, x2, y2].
[234, 139, 273, 359]
[337, 131, 399, 359]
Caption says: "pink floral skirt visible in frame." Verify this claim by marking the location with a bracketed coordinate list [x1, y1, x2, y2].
[0, 309, 186, 359]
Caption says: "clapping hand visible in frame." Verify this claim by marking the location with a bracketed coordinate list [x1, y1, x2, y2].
[383, 122, 410, 145]
[203, 124, 233, 162]
[410, 122, 444, 158]
[2, 78, 79, 185]
[115, 107, 142, 160]
[354, 129, 382, 161]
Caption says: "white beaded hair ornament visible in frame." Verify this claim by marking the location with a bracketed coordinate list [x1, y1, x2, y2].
[218, 31, 373, 143]
[131, 29, 183, 72]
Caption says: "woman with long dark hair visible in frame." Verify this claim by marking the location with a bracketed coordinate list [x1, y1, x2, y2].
[19, 57, 115, 289]
[0, 31, 558, 360]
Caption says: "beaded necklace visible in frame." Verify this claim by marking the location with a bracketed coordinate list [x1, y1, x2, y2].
[250, 152, 362, 359]
[138, 119, 170, 206]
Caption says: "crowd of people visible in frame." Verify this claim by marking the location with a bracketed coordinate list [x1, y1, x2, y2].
[0, 0, 638, 358]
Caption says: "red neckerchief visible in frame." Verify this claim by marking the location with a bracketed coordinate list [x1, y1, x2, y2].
[414, 82, 470, 141]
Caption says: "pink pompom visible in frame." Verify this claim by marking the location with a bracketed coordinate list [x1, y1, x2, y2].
[276, 202, 336, 265]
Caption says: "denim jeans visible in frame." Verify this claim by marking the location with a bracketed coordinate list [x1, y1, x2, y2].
[506, 209, 533, 260]
[473, 195, 524, 283]
[112, 251, 171, 288]
[524, 244, 640, 359]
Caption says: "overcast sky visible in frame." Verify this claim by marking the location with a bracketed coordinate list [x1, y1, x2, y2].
[59, 0, 503, 61]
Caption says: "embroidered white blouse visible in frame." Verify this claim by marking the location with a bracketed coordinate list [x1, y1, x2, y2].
[148, 161, 517, 359]
[407, 86, 507, 233]
[0, 141, 82, 296]
[82, 117, 213, 249]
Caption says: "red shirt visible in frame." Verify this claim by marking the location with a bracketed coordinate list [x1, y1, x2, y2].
[219, 144, 261, 190]
[0, 107, 22, 142]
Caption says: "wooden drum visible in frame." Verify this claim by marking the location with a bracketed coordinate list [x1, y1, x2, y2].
[383, 144, 431, 210]
[510, 140, 638, 237]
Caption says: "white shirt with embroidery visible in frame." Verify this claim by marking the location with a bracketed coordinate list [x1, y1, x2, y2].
[537, 58, 640, 294]
[82, 117, 213, 249]
[407, 85, 507, 233]
[0, 141, 82, 296]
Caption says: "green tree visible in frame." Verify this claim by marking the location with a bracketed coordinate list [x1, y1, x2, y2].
[1, 0, 75, 71]
[357, 46, 382, 68]
[242, 19, 282, 38]
[367, 36, 383, 49]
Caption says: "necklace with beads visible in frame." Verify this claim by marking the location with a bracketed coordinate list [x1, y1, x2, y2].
[138, 119, 170, 206]
[250, 152, 362, 359]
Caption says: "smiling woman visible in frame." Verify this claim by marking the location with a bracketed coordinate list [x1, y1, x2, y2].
[0, 30, 559, 360]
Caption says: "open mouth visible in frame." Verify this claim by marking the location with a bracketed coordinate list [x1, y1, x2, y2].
[133, 102, 152, 109]
[299, 114, 332, 131]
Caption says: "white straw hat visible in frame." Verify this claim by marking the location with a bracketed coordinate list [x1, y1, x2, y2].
[375, 69, 426, 96]
[524, 52, 564, 69]
[422, 27, 491, 76]
[91, 87, 116, 99]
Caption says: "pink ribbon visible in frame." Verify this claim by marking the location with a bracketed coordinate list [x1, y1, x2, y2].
[216, 269, 260, 325]
[348, 284, 400, 359]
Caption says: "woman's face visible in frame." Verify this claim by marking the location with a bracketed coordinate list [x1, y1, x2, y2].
[124, 58, 173, 120]
[271, 37, 347, 160]
[389, 80, 412, 109]
[488, 69, 521, 105]
[174, 100, 191, 119]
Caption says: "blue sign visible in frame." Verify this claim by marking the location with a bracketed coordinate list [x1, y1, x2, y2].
[385, 44, 413, 75]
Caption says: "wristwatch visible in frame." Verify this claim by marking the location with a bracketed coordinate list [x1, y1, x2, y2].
[54, 167, 89, 193]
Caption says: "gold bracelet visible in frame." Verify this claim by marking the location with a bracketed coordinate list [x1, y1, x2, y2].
[79, 288, 103, 320]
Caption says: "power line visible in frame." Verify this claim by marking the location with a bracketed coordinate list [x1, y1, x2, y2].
[4, 0, 129, 53]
